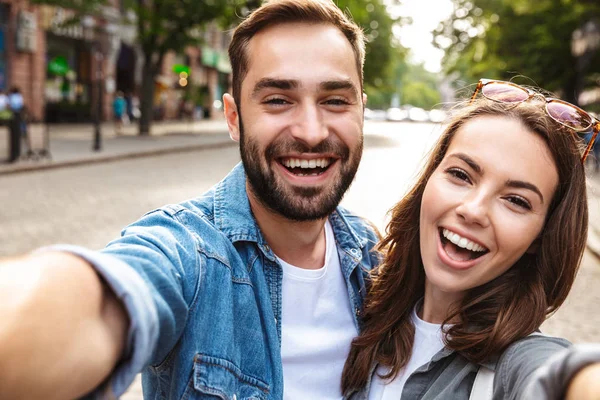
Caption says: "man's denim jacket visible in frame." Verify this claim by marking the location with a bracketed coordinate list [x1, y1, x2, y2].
[66, 163, 380, 399]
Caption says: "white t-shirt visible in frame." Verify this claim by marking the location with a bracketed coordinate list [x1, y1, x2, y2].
[368, 305, 446, 400]
[278, 221, 358, 399]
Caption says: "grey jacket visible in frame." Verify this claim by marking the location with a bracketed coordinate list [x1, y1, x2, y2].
[348, 335, 600, 399]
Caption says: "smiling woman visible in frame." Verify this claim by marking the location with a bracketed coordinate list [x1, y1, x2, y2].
[342, 92, 600, 399]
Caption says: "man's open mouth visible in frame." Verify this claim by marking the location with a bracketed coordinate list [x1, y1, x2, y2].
[278, 157, 335, 177]
[440, 228, 489, 262]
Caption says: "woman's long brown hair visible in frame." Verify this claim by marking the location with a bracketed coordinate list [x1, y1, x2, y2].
[342, 99, 589, 395]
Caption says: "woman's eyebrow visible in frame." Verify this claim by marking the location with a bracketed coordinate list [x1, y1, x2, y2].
[449, 153, 482, 174]
[505, 180, 544, 204]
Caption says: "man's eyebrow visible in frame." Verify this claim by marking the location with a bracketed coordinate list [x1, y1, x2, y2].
[252, 78, 298, 97]
[505, 180, 544, 204]
[449, 153, 544, 203]
[320, 79, 359, 94]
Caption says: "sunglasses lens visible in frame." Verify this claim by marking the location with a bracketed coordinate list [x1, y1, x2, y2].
[546, 101, 593, 131]
[481, 83, 529, 103]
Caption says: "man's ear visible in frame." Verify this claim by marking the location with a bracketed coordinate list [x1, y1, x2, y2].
[362, 92, 368, 108]
[223, 93, 240, 142]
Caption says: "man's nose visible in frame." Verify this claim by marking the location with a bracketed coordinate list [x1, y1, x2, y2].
[290, 103, 329, 149]
[455, 191, 491, 227]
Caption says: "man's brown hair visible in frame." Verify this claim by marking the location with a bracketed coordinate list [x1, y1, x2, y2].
[228, 0, 365, 107]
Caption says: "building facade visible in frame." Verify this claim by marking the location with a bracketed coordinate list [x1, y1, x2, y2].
[0, 0, 231, 123]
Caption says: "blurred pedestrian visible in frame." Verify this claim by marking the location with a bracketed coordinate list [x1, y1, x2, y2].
[125, 91, 133, 123]
[112, 91, 126, 135]
[8, 87, 27, 144]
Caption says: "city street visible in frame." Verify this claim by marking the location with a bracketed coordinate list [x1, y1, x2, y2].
[1, 121, 599, 398]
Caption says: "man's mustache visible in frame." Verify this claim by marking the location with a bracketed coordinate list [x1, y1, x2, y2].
[265, 138, 350, 161]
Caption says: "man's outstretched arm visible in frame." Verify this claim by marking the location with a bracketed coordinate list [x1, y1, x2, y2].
[0, 251, 129, 400]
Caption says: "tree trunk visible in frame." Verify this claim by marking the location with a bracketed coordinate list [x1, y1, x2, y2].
[138, 61, 156, 136]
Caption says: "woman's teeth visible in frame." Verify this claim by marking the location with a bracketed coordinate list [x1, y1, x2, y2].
[442, 228, 487, 252]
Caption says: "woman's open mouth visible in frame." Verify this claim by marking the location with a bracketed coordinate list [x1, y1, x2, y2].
[278, 157, 336, 177]
[439, 228, 489, 262]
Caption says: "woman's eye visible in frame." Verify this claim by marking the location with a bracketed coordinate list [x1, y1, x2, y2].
[447, 168, 471, 183]
[506, 196, 532, 210]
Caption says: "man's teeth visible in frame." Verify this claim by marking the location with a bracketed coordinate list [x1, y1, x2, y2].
[282, 158, 331, 168]
[442, 229, 487, 252]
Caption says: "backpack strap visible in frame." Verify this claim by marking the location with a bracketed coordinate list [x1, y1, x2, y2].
[469, 365, 494, 400]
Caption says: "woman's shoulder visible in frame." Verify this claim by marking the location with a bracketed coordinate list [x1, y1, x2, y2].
[498, 332, 571, 369]
[505, 332, 570, 354]
[492, 332, 571, 398]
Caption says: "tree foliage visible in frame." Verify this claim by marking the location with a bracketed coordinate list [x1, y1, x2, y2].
[340, 0, 408, 106]
[434, 0, 600, 105]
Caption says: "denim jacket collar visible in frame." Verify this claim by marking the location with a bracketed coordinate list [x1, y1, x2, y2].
[213, 163, 369, 256]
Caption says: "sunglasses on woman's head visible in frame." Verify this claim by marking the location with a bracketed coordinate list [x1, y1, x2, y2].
[470, 78, 600, 163]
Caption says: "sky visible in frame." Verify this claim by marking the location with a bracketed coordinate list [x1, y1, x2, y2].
[386, 0, 455, 73]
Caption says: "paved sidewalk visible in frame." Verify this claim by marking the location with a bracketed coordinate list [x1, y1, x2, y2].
[0, 119, 233, 175]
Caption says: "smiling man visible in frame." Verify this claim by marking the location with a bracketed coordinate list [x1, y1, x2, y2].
[0, 1, 379, 399]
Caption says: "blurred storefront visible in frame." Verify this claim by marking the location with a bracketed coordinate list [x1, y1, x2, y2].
[41, 7, 93, 123]
[0, 2, 231, 123]
[0, 1, 121, 123]
[152, 22, 232, 121]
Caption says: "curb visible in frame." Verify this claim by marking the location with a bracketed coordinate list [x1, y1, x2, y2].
[0, 139, 237, 176]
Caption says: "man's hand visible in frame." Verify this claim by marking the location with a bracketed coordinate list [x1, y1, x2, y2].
[566, 363, 600, 400]
[0, 251, 129, 400]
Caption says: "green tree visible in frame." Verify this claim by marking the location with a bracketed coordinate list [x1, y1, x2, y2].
[399, 63, 442, 109]
[434, 0, 600, 105]
[125, 0, 245, 135]
[340, 0, 407, 106]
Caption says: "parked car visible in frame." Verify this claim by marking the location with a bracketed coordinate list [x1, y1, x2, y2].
[408, 107, 429, 122]
[386, 107, 408, 122]
[365, 108, 387, 121]
[428, 109, 448, 123]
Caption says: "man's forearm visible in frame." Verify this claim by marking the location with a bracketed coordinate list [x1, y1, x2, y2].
[0, 251, 129, 400]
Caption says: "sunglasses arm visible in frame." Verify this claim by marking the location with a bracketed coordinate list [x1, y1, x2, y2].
[583, 123, 600, 163]
[470, 81, 484, 103]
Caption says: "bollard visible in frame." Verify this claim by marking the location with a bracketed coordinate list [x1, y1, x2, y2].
[8, 112, 21, 162]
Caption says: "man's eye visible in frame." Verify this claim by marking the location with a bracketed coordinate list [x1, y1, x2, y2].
[264, 98, 289, 105]
[324, 98, 350, 106]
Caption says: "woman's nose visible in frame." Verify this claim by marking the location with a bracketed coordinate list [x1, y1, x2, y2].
[455, 192, 491, 227]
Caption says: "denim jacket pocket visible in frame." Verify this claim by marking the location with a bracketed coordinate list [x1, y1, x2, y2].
[182, 354, 270, 400]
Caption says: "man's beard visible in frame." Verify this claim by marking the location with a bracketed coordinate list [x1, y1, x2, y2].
[239, 117, 363, 221]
